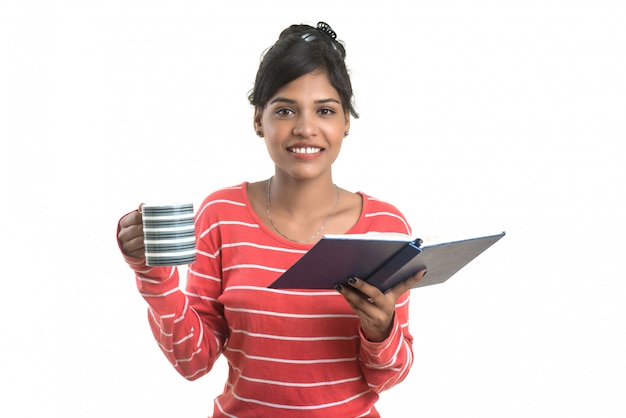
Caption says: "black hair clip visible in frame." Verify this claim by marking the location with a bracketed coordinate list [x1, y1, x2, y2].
[301, 22, 339, 51]
[316, 21, 337, 40]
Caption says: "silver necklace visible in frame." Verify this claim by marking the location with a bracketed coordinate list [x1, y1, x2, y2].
[266, 177, 340, 243]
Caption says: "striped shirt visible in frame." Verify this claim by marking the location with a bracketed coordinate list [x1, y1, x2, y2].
[125, 183, 415, 417]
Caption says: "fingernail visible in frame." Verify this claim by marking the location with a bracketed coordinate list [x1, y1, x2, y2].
[347, 277, 357, 285]
[334, 284, 342, 292]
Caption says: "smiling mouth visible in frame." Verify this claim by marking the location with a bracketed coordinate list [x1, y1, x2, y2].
[288, 147, 322, 154]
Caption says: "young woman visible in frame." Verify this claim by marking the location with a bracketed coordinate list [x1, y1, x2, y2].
[117, 22, 425, 417]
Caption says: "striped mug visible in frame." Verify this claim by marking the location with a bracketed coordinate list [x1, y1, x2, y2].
[142, 203, 196, 266]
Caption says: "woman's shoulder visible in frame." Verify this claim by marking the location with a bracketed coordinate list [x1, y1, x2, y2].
[354, 191, 412, 235]
[199, 182, 247, 202]
[358, 192, 405, 215]
[196, 182, 249, 218]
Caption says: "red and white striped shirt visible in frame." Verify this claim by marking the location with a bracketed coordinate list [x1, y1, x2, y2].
[124, 183, 415, 417]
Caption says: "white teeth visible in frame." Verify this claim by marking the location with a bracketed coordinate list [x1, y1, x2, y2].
[290, 147, 321, 154]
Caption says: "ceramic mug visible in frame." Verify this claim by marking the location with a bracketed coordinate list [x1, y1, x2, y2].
[142, 203, 196, 266]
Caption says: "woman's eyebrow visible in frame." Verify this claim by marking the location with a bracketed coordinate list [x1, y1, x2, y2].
[315, 98, 341, 105]
[269, 97, 296, 105]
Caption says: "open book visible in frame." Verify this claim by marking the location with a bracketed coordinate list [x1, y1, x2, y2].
[268, 231, 505, 292]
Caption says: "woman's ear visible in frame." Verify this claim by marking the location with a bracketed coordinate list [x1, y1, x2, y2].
[253, 108, 264, 137]
[344, 114, 351, 137]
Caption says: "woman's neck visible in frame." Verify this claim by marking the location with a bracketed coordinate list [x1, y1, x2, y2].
[267, 173, 338, 216]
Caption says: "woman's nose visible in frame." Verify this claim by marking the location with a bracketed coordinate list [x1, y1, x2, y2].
[293, 113, 316, 137]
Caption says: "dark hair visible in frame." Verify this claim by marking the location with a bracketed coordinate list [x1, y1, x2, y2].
[248, 23, 359, 119]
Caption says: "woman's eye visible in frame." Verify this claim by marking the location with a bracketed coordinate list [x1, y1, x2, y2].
[319, 108, 336, 116]
[276, 108, 294, 116]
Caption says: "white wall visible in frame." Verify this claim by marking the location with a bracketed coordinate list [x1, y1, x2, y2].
[2, 1, 624, 416]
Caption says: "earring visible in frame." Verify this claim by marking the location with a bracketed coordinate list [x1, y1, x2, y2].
[256, 130, 263, 137]
[344, 131, 349, 136]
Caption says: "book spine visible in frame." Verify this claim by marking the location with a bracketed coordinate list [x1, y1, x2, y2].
[366, 241, 422, 290]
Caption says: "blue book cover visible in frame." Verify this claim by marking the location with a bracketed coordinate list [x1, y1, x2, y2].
[268, 232, 505, 292]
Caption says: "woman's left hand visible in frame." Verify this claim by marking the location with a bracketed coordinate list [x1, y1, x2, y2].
[335, 270, 427, 342]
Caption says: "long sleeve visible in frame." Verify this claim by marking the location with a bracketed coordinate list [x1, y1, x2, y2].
[120, 227, 228, 380]
[358, 292, 414, 392]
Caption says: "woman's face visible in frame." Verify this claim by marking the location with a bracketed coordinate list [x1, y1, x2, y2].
[254, 71, 350, 181]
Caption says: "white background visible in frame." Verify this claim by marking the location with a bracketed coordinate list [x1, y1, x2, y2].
[2, 0, 625, 417]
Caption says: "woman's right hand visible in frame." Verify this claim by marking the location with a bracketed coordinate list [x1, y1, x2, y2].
[117, 208, 145, 260]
